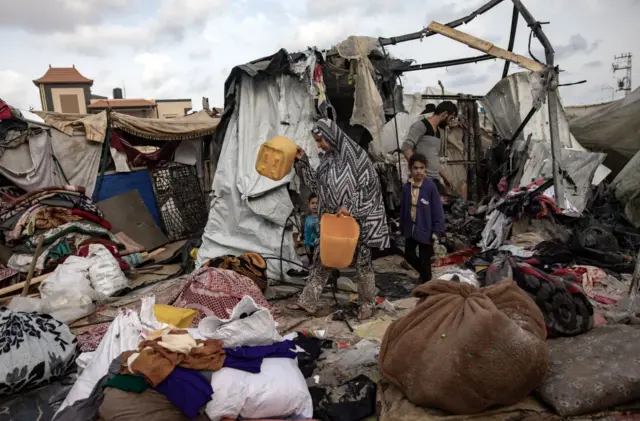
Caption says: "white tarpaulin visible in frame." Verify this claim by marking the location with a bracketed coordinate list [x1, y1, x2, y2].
[482, 72, 610, 186]
[0, 125, 101, 197]
[197, 72, 319, 276]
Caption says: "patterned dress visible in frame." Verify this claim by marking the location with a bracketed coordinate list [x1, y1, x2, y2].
[294, 119, 389, 312]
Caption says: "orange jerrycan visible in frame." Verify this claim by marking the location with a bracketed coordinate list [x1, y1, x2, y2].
[320, 214, 360, 269]
[255, 136, 298, 181]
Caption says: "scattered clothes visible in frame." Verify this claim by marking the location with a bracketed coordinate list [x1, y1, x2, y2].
[497, 244, 534, 258]
[114, 232, 146, 255]
[154, 367, 213, 419]
[203, 252, 269, 292]
[379, 280, 548, 414]
[480, 209, 512, 250]
[222, 340, 297, 373]
[484, 254, 594, 337]
[54, 357, 121, 421]
[0, 309, 77, 397]
[310, 375, 377, 421]
[104, 374, 149, 393]
[436, 267, 480, 288]
[173, 267, 273, 325]
[120, 330, 225, 387]
[293, 334, 332, 378]
[100, 388, 210, 421]
[433, 247, 480, 267]
[538, 325, 640, 417]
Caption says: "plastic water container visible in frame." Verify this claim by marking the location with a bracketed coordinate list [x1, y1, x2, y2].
[320, 214, 360, 269]
[255, 136, 298, 181]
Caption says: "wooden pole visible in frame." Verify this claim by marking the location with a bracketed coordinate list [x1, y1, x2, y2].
[21, 236, 45, 297]
[426, 21, 546, 73]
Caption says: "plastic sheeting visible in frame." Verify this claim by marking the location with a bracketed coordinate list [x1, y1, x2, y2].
[567, 87, 640, 176]
[520, 140, 607, 215]
[481, 71, 610, 186]
[610, 149, 640, 228]
[197, 72, 319, 276]
[0, 125, 101, 197]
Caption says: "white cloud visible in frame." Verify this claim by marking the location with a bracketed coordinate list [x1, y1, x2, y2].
[0, 70, 41, 110]
[1, 0, 638, 110]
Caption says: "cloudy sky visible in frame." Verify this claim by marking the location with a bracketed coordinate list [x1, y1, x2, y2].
[1, 0, 638, 111]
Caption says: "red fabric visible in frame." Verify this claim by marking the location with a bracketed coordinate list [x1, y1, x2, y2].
[173, 267, 274, 326]
[71, 208, 112, 230]
[110, 132, 180, 169]
[535, 195, 562, 219]
[434, 247, 481, 267]
[76, 242, 130, 271]
[0, 100, 12, 120]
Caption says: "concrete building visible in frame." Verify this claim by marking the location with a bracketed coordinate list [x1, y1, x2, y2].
[156, 99, 193, 118]
[33, 65, 93, 114]
[34, 66, 194, 118]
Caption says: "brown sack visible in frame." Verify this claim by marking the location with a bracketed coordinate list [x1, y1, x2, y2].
[379, 280, 548, 415]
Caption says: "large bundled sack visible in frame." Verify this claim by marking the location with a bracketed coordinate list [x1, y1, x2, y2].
[379, 280, 548, 414]
[0, 309, 76, 396]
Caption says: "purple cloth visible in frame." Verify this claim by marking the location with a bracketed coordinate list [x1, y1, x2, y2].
[223, 340, 297, 373]
[154, 367, 213, 419]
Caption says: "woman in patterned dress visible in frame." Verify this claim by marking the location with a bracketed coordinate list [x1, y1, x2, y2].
[288, 119, 389, 320]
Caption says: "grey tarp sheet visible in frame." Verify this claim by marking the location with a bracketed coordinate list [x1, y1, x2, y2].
[610, 149, 640, 228]
[567, 87, 640, 176]
[196, 71, 319, 277]
[481, 71, 610, 186]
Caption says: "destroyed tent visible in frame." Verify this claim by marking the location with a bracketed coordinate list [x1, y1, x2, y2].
[197, 41, 411, 277]
[566, 87, 640, 176]
[481, 71, 610, 216]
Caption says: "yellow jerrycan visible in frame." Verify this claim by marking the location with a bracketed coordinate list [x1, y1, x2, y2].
[255, 136, 298, 181]
[320, 214, 360, 269]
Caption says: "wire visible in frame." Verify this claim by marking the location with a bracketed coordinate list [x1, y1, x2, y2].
[528, 27, 543, 64]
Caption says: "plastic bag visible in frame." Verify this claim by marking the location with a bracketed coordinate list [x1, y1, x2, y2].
[40, 256, 99, 300]
[87, 244, 130, 297]
[205, 358, 312, 421]
[8, 291, 96, 325]
[198, 296, 281, 348]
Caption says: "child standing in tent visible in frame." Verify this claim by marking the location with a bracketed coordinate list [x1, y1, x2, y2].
[304, 193, 320, 264]
[400, 153, 445, 283]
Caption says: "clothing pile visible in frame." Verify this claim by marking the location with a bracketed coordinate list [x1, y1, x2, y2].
[0, 186, 134, 276]
[56, 295, 312, 421]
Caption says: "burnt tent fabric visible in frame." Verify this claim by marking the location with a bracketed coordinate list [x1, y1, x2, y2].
[152, 163, 207, 242]
[484, 253, 594, 337]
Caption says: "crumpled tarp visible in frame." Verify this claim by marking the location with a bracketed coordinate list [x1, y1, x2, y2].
[35, 111, 108, 143]
[0, 124, 101, 197]
[610, 149, 640, 228]
[520, 140, 607, 215]
[34, 110, 219, 143]
[111, 110, 219, 141]
[481, 72, 610, 186]
[334, 36, 386, 160]
[567, 87, 640, 175]
[197, 63, 317, 276]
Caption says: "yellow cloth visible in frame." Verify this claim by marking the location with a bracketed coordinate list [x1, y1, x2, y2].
[154, 305, 198, 328]
[410, 179, 423, 223]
